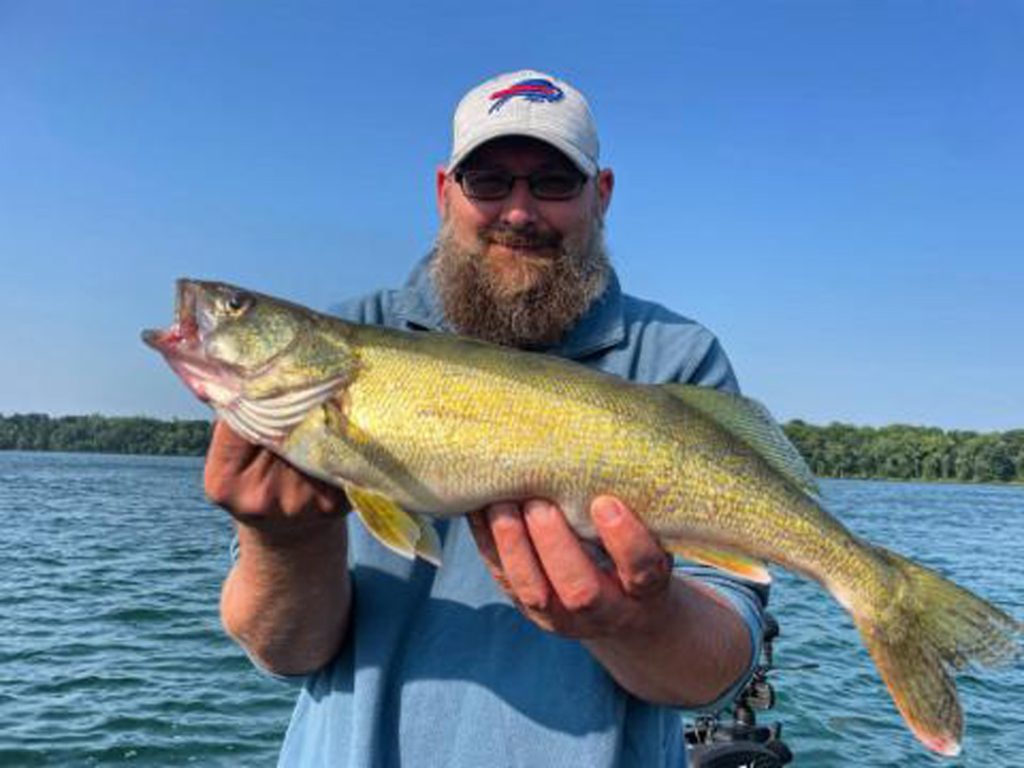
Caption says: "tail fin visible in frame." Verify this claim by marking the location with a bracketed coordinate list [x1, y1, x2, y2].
[852, 546, 1022, 756]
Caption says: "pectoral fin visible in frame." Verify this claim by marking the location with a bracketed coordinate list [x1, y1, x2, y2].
[666, 542, 772, 585]
[344, 484, 442, 567]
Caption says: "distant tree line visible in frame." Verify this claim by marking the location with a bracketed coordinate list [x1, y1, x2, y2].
[1, 413, 1021, 483]
[783, 421, 1024, 484]
[0, 414, 212, 456]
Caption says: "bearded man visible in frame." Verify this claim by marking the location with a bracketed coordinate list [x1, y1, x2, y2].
[206, 70, 765, 767]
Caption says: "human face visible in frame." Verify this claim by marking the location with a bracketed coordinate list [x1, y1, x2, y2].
[436, 137, 614, 297]
[431, 137, 615, 348]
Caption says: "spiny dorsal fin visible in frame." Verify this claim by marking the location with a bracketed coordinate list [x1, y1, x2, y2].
[661, 384, 819, 500]
[344, 483, 442, 566]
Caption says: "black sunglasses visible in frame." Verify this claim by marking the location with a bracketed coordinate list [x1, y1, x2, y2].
[452, 168, 588, 201]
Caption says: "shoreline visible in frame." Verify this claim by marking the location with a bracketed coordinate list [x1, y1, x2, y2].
[2, 447, 1021, 488]
[3, 414, 1021, 485]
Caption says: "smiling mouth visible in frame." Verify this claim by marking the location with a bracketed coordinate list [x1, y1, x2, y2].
[483, 223, 561, 250]
[493, 245, 546, 256]
[486, 238, 559, 254]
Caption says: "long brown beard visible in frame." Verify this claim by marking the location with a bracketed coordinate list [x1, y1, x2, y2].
[431, 212, 610, 349]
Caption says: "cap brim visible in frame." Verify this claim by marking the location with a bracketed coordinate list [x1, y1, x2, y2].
[447, 126, 597, 177]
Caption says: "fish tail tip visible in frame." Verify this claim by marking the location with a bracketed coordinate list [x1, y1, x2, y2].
[915, 728, 962, 757]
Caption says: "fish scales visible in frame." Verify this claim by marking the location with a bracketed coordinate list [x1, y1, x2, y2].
[305, 324, 895, 610]
[341, 327, 804, 547]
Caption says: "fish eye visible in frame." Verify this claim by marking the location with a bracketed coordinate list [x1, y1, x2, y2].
[223, 290, 251, 315]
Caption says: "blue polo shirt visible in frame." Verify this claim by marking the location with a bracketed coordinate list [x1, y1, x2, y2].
[274, 257, 765, 767]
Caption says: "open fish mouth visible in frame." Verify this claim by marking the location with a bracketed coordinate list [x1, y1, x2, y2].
[141, 280, 235, 404]
[141, 279, 201, 355]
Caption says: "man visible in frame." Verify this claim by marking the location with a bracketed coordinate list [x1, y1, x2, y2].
[207, 70, 765, 767]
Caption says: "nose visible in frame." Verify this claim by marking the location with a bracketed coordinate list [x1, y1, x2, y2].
[499, 178, 539, 228]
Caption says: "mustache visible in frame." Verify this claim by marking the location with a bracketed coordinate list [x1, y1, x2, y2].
[481, 224, 561, 250]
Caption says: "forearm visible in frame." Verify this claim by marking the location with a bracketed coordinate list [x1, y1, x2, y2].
[583, 575, 754, 708]
[221, 517, 351, 676]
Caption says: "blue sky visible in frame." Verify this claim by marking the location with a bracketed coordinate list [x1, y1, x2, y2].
[1, 1, 1021, 431]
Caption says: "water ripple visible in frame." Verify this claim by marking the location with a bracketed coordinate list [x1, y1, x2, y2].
[764, 479, 1024, 766]
[0, 452, 292, 766]
[1, 456, 1020, 766]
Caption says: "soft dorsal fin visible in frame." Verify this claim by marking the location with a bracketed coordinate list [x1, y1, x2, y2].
[661, 384, 819, 500]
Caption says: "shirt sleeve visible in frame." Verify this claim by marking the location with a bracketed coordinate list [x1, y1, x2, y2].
[327, 293, 383, 324]
[682, 336, 741, 395]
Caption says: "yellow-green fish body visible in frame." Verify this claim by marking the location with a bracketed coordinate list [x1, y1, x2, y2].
[286, 325, 828, 563]
[144, 279, 1021, 757]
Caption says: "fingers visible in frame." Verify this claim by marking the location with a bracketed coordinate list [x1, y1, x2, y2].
[470, 497, 670, 639]
[279, 468, 346, 517]
[590, 495, 671, 600]
[472, 499, 621, 634]
[522, 500, 612, 618]
[205, 419, 346, 525]
[205, 421, 258, 503]
[466, 509, 513, 594]
[491, 502, 554, 613]
[211, 419, 259, 460]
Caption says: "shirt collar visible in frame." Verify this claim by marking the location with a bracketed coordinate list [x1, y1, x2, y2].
[394, 252, 626, 360]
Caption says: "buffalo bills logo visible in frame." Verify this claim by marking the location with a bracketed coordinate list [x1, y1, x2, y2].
[488, 78, 564, 114]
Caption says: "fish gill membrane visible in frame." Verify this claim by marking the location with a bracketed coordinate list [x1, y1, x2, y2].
[143, 278, 1023, 758]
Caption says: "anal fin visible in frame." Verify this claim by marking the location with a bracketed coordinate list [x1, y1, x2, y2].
[666, 542, 772, 585]
[344, 484, 442, 567]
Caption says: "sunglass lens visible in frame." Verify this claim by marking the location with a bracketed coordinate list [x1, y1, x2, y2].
[531, 174, 584, 200]
[461, 171, 511, 200]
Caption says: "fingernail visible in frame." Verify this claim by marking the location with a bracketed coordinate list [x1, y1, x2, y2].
[592, 497, 622, 525]
[487, 502, 519, 523]
[524, 499, 555, 520]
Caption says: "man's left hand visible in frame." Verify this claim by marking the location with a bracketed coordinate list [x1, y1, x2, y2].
[467, 496, 673, 638]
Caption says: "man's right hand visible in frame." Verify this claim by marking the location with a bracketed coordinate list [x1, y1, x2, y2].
[207, 420, 353, 675]
[205, 420, 349, 540]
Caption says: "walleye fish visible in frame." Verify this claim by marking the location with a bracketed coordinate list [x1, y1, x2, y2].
[144, 279, 1021, 757]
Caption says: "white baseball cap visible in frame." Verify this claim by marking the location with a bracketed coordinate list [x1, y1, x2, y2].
[447, 69, 600, 177]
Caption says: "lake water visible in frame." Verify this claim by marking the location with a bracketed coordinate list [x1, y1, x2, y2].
[0, 452, 1021, 766]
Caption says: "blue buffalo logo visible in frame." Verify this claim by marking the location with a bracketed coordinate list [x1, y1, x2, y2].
[488, 78, 564, 114]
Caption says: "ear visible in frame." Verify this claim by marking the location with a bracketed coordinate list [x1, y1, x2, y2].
[435, 165, 450, 218]
[596, 168, 614, 215]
